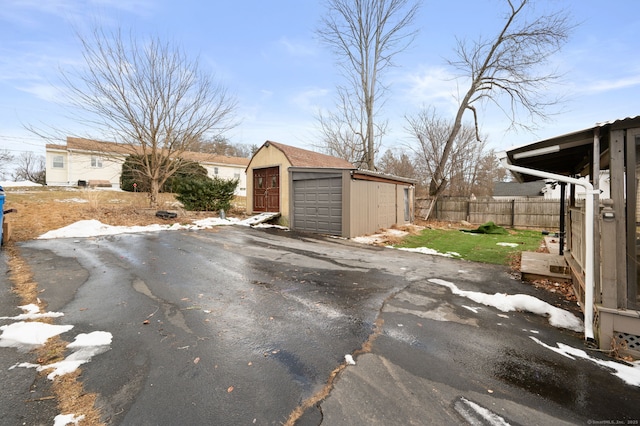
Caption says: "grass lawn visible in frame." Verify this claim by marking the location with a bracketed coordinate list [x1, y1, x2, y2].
[395, 226, 545, 265]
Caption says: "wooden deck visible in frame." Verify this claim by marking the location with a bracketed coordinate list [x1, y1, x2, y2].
[521, 237, 571, 283]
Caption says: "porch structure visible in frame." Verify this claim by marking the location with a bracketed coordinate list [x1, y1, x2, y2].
[499, 116, 640, 357]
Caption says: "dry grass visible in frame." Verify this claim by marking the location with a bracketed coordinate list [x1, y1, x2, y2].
[3, 186, 246, 242]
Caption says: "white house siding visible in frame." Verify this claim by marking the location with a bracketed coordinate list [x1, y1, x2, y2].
[46, 138, 249, 196]
[45, 149, 124, 187]
[202, 164, 247, 196]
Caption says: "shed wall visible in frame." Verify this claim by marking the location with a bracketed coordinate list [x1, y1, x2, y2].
[246, 145, 291, 223]
[347, 180, 413, 237]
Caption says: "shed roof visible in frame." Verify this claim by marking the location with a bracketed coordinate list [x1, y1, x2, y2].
[501, 116, 640, 182]
[261, 141, 355, 169]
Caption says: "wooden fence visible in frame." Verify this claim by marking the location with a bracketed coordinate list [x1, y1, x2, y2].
[417, 197, 562, 229]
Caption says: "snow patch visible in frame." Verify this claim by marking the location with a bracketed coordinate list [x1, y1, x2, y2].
[0, 322, 73, 350]
[530, 336, 640, 387]
[397, 247, 461, 258]
[428, 278, 583, 332]
[11, 331, 113, 380]
[54, 413, 85, 426]
[0, 304, 64, 321]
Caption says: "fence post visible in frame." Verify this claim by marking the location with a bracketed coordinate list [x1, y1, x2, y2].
[511, 199, 515, 228]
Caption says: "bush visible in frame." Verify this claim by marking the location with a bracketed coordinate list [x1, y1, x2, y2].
[174, 176, 239, 212]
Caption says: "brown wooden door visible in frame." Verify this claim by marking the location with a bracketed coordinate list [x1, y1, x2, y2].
[253, 167, 279, 212]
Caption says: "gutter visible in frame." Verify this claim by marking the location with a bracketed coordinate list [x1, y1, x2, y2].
[497, 151, 598, 342]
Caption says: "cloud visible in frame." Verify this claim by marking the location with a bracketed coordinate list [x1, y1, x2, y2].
[582, 74, 640, 94]
[290, 87, 330, 112]
[278, 37, 317, 57]
[401, 66, 462, 112]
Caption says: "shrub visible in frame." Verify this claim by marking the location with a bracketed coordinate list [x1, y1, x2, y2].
[174, 176, 239, 212]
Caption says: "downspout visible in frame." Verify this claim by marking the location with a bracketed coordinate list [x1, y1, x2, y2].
[497, 152, 597, 342]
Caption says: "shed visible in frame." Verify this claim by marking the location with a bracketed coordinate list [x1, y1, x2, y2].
[499, 116, 640, 357]
[246, 141, 415, 238]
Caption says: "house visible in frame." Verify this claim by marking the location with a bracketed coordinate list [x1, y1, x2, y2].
[493, 180, 546, 199]
[45, 137, 250, 195]
[246, 141, 415, 238]
[499, 116, 640, 357]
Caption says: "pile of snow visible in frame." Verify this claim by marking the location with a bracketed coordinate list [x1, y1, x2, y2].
[428, 278, 584, 332]
[37, 214, 288, 240]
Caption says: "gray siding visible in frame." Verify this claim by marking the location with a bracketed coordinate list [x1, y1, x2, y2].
[292, 176, 343, 235]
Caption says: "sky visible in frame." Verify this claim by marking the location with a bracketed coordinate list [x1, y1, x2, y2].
[1, 0, 639, 171]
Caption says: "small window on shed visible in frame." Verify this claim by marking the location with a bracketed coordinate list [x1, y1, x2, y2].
[257, 177, 264, 189]
[234, 172, 240, 180]
[52, 155, 64, 169]
[404, 188, 410, 221]
[270, 175, 278, 188]
[214, 167, 219, 175]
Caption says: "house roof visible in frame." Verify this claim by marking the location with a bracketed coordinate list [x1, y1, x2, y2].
[261, 140, 355, 169]
[47, 137, 249, 167]
[493, 180, 545, 197]
[501, 116, 640, 182]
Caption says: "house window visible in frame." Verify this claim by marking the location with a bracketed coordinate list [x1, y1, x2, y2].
[234, 173, 240, 180]
[91, 156, 103, 168]
[52, 155, 64, 169]
[214, 167, 219, 175]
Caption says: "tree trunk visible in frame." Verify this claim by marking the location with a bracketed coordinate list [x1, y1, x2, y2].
[149, 179, 160, 208]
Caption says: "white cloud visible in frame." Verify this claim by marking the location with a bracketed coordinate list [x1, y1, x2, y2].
[401, 66, 461, 109]
[278, 37, 317, 57]
[290, 87, 330, 112]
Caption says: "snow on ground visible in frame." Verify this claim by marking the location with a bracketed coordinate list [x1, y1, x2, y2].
[37, 215, 287, 239]
[351, 228, 409, 245]
[54, 198, 89, 203]
[0, 303, 64, 321]
[0, 321, 73, 351]
[0, 180, 43, 187]
[1, 304, 112, 423]
[530, 336, 640, 387]
[496, 242, 519, 247]
[53, 414, 85, 426]
[428, 278, 584, 332]
[397, 247, 462, 258]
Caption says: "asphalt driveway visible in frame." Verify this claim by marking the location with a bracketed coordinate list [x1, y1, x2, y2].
[2, 225, 639, 425]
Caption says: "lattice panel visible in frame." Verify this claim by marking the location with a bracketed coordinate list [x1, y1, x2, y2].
[615, 332, 640, 350]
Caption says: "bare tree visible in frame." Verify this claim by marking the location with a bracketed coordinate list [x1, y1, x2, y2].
[60, 28, 237, 207]
[378, 148, 417, 180]
[406, 108, 479, 198]
[13, 152, 46, 185]
[190, 137, 253, 158]
[0, 150, 14, 180]
[425, 0, 572, 217]
[317, 0, 420, 170]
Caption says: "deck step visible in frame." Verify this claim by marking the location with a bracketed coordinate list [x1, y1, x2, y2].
[521, 251, 571, 283]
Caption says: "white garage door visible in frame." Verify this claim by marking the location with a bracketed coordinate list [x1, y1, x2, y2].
[293, 176, 342, 235]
